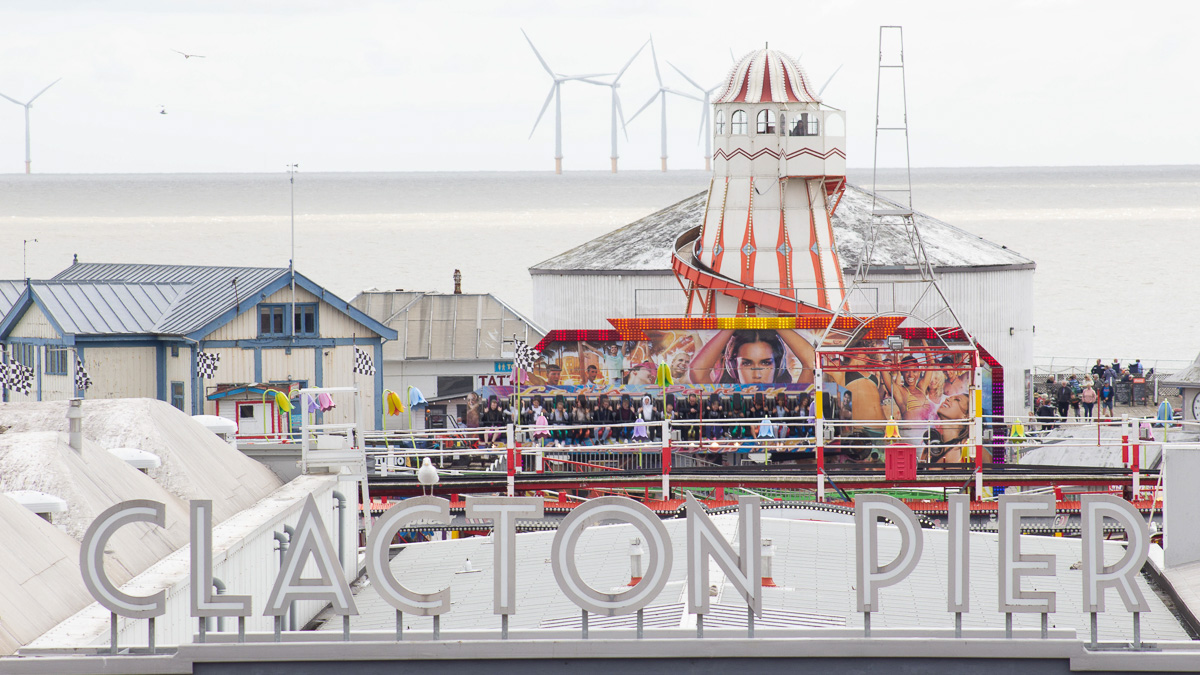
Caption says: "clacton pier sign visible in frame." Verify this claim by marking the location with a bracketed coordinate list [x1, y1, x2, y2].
[80, 493, 1151, 641]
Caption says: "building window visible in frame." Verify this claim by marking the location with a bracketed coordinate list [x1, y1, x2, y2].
[170, 382, 185, 411]
[11, 343, 36, 368]
[259, 304, 286, 337]
[293, 303, 318, 337]
[731, 110, 747, 135]
[715, 109, 725, 135]
[789, 112, 819, 137]
[756, 109, 775, 134]
[45, 347, 68, 375]
[171, 344, 180, 357]
[239, 405, 256, 420]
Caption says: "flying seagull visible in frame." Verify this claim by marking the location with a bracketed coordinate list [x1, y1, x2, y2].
[159, 106, 167, 115]
[171, 49, 205, 59]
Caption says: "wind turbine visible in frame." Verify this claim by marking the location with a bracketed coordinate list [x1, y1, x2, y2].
[0, 78, 61, 174]
[628, 39, 700, 172]
[668, 63, 723, 172]
[580, 39, 649, 173]
[523, 29, 612, 174]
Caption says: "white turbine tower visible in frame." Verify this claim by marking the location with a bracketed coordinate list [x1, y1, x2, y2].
[667, 63, 722, 172]
[523, 29, 611, 174]
[628, 39, 700, 172]
[0, 78, 61, 174]
[579, 39, 649, 174]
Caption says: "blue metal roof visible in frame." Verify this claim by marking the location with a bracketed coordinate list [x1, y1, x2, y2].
[0, 281, 23, 318]
[53, 262, 286, 335]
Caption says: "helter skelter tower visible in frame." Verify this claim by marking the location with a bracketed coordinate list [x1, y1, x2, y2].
[673, 48, 847, 318]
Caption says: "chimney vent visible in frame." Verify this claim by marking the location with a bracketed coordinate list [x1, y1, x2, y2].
[67, 399, 82, 452]
[453, 269, 462, 294]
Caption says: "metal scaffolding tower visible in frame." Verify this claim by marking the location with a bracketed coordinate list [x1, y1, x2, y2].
[819, 25, 971, 350]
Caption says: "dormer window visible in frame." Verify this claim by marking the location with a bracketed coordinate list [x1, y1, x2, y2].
[756, 109, 775, 134]
[715, 109, 725, 135]
[731, 110, 747, 135]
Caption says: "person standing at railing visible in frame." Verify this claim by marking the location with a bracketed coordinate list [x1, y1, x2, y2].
[481, 395, 506, 446]
[1055, 380, 1073, 419]
[593, 395, 615, 445]
[682, 393, 702, 442]
[616, 395, 636, 441]
[1080, 380, 1098, 419]
[571, 394, 592, 446]
[1067, 375, 1083, 419]
[639, 395, 660, 441]
[550, 400, 570, 446]
[1100, 381, 1115, 417]
[1091, 359, 1106, 383]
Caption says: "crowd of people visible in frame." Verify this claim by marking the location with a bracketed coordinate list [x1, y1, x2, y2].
[470, 392, 819, 447]
[1035, 358, 1152, 426]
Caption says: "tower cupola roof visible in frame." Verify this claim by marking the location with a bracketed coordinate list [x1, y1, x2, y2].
[715, 48, 820, 104]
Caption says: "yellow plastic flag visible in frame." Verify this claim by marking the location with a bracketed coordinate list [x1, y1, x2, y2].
[274, 391, 292, 413]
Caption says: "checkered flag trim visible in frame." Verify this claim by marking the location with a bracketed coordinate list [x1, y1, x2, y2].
[513, 339, 541, 373]
[353, 346, 375, 376]
[3, 361, 33, 396]
[74, 355, 92, 391]
[197, 351, 220, 379]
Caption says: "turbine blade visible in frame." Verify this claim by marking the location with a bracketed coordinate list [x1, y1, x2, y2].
[627, 91, 660, 123]
[0, 91, 23, 106]
[528, 85, 556, 139]
[667, 61, 704, 92]
[663, 87, 702, 102]
[521, 29, 556, 77]
[614, 39, 650, 82]
[574, 78, 612, 87]
[818, 64, 843, 97]
[27, 78, 61, 105]
[564, 72, 614, 80]
[648, 37, 663, 86]
[730, 47, 737, 63]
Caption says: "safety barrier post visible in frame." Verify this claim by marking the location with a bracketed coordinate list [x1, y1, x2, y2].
[1132, 438, 1141, 497]
[506, 424, 515, 497]
[972, 380, 984, 498]
[1121, 414, 1129, 468]
[815, 369, 825, 502]
[661, 418, 671, 499]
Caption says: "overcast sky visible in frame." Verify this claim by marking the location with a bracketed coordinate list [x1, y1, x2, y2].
[0, 0, 1195, 174]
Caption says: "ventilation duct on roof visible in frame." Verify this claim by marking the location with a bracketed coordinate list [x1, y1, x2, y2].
[5, 490, 68, 523]
[108, 447, 161, 473]
[67, 398, 82, 452]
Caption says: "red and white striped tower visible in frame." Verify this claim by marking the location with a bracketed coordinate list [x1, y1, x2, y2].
[675, 48, 847, 317]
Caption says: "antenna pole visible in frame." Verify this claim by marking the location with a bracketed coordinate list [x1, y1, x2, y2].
[288, 164, 298, 330]
[23, 238, 37, 280]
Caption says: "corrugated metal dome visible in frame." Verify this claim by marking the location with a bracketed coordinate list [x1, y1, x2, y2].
[715, 48, 820, 104]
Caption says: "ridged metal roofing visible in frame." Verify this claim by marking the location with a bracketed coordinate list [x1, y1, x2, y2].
[529, 184, 1036, 273]
[34, 282, 187, 334]
[52, 262, 286, 335]
[0, 282, 22, 319]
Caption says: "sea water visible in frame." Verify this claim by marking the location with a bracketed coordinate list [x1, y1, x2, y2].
[0, 167, 1196, 366]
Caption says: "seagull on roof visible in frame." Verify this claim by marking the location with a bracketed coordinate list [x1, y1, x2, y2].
[171, 49, 206, 59]
[418, 457, 439, 495]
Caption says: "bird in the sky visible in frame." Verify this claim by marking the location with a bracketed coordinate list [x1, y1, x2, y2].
[418, 457, 439, 496]
[159, 106, 167, 115]
[171, 49, 205, 59]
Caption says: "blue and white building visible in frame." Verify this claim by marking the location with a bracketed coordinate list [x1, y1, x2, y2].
[0, 262, 397, 431]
